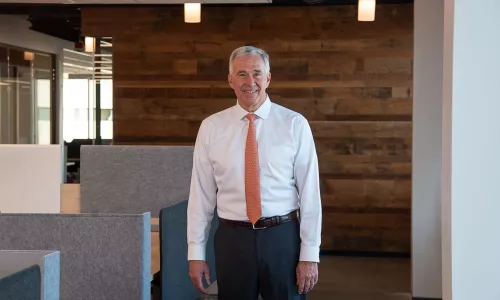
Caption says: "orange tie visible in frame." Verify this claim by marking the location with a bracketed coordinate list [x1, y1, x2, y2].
[245, 113, 262, 224]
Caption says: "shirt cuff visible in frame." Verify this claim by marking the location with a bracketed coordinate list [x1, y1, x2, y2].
[188, 243, 206, 261]
[299, 245, 320, 262]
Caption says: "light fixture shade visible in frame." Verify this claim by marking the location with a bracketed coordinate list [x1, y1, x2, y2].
[184, 3, 201, 23]
[84, 37, 95, 52]
[358, 0, 376, 21]
[24, 51, 34, 61]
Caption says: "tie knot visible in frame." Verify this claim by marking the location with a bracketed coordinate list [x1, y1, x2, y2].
[246, 113, 256, 123]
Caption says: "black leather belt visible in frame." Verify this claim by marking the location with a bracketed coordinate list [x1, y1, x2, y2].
[218, 210, 299, 230]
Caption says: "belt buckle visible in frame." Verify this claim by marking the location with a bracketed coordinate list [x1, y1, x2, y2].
[252, 222, 267, 230]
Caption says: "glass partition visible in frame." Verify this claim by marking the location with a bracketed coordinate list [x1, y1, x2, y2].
[62, 38, 113, 144]
[62, 38, 113, 183]
[0, 43, 55, 144]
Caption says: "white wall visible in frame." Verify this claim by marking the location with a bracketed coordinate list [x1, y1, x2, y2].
[412, 0, 444, 298]
[442, 0, 500, 299]
[0, 145, 61, 213]
[0, 15, 74, 181]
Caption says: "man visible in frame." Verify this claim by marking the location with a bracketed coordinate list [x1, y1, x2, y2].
[187, 45, 322, 300]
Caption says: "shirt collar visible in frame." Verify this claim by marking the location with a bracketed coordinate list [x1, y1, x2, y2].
[234, 95, 272, 121]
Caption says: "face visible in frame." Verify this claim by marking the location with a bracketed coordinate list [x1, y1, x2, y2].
[228, 55, 271, 112]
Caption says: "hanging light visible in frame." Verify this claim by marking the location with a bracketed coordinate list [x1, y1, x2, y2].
[184, 3, 201, 23]
[358, 0, 376, 21]
[24, 51, 34, 61]
[84, 37, 95, 52]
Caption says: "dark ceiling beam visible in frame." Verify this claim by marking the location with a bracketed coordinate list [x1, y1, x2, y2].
[0, 0, 413, 42]
[75, 0, 413, 6]
[0, 3, 81, 42]
[29, 19, 81, 43]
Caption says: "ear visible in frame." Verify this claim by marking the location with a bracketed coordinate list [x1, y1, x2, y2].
[228, 73, 233, 88]
[265, 72, 271, 88]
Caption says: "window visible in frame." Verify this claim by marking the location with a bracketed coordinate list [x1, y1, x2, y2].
[0, 44, 55, 144]
[62, 40, 113, 143]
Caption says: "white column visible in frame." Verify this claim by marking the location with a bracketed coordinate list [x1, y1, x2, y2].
[442, 0, 500, 299]
[412, 0, 444, 298]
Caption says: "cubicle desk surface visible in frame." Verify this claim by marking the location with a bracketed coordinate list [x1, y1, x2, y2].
[60, 184, 80, 213]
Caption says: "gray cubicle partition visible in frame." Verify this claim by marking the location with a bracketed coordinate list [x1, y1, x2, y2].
[0, 264, 41, 300]
[80, 146, 194, 218]
[0, 213, 151, 300]
[0, 250, 60, 300]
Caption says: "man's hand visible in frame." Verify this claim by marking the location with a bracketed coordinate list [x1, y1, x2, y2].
[189, 260, 211, 294]
[296, 261, 318, 294]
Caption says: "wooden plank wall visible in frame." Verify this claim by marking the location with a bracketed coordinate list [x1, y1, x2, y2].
[81, 4, 413, 254]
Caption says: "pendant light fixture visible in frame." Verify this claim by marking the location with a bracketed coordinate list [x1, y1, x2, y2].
[24, 51, 34, 61]
[358, 0, 376, 21]
[84, 37, 95, 53]
[184, 3, 201, 23]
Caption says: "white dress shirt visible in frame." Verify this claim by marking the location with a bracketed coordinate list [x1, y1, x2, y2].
[187, 96, 322, 262]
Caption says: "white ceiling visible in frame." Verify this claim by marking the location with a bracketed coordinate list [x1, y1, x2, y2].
[0, 0, 271, 3]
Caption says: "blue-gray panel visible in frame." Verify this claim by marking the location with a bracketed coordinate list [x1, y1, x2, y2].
[160, 200, 218, 300]
[43, 251, 60, 300]
[0, 250, 60, 300]
[0, 265, 41, 300]
[0, 213, 150, 300]
[80, 145, 194, 218]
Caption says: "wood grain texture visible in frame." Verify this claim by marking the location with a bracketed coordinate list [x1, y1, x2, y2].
[81, 3, 414, 254]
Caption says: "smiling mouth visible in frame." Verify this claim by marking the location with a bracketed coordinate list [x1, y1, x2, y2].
[243, 90, 258, 94]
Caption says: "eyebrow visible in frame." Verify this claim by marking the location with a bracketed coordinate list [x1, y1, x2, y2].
[237, 69, 262, 74]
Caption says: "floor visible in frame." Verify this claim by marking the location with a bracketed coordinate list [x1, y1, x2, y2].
[197, 255, 411, 300]
[308, 256, 411, 300]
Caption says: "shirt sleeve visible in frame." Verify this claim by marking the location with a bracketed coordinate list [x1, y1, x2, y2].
[187, 118, 218, 261]
[293, 116, 322, 263]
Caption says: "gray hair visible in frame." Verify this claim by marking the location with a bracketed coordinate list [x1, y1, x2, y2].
[229, 46, 270, 74]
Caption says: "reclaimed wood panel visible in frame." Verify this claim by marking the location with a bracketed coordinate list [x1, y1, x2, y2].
[81, 3, 414, 254]
[322, 210, 411, 252]
[114, 98, 411, 122]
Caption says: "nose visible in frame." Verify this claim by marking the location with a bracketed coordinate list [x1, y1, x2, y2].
[245, 75, 255, 86]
